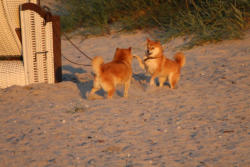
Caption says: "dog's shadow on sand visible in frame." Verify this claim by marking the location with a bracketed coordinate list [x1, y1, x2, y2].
[62, 65, 86, 82]
[63, 65, 171, 99]
[133, 73, 171, 88]
[62, 65, 105, 99]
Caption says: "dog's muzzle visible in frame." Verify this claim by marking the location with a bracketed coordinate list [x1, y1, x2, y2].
[146, 50, 151, 56]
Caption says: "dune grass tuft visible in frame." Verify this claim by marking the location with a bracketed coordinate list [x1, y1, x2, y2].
[58, 0, 249, 48]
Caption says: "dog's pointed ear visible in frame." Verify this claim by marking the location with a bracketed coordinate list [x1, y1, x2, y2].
[146, 38, 150, 42]
[128, 47, 132, 51]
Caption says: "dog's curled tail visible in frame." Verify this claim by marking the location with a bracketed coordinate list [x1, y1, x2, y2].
[174, 52, 186, 68]
[92, 56, 104, 76]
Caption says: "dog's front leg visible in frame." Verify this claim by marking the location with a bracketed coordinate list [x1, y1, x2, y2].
[133, 55, 145, 70]
[150, 75, 156, 86]
[150, 70, 160, 86]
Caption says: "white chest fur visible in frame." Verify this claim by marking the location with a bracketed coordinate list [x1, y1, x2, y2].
[144, 58, 158, 74]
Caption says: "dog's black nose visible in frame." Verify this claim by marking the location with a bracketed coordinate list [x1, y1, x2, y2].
[146, 50, 150, 55]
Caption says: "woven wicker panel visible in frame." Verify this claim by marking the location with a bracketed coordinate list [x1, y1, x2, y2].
[3, 0, 37, 29]
[0, 61, 26, 88]
[44, 21, 55, 83]
[4, 0, 28, 30]
[0, 0, 37, 56]
[30, 0, 37, 4]
[0, 1, 21, 56]
[20, 8, 55, 84]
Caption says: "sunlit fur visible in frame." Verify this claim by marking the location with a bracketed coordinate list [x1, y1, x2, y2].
[90, 47, 133, 99]
[134, 38, 185, 88]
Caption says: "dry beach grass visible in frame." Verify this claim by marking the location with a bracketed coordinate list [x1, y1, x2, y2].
[0, 30, 250, 166]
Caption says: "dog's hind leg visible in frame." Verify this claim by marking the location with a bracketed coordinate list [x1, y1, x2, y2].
[107, 88, 115, 99]
[102, 79, 115, 99]
[90, 77, 101, 95]
[169, 73, 180, 89]
[124, 78, 131, 97]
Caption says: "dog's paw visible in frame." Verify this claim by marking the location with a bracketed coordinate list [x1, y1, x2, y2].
[149, 81, 155, 87]
[87, 92, 103, 100]
[123, 94, 128, 98]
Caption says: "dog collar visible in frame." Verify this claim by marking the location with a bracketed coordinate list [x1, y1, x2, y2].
[144, 56, 161, 62]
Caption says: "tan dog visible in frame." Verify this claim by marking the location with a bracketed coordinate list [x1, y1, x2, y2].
[89, 47, 133, 99]
[134, 38, 185, 88]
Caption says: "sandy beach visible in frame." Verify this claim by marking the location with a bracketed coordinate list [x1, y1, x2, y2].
[0, 29, 249, 167]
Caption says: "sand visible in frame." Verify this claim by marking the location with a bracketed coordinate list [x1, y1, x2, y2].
[0, 30, 250, 167]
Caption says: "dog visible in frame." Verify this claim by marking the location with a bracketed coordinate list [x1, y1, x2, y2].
[134, 38, 185, 88]
[89, 47, 133, 99]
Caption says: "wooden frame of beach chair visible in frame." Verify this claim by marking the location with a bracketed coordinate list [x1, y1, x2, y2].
[0, 0, 61, 88]
[20, 3, 62, 84]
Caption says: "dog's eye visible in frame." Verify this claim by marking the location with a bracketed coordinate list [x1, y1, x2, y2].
[151, 47, 154, 49]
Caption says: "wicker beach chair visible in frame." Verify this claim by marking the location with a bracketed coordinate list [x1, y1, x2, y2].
[0, 0, 61, 88]
[0, 61, 26, 87]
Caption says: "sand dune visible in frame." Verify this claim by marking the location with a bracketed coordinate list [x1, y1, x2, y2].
[0, 31, 250, 167]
